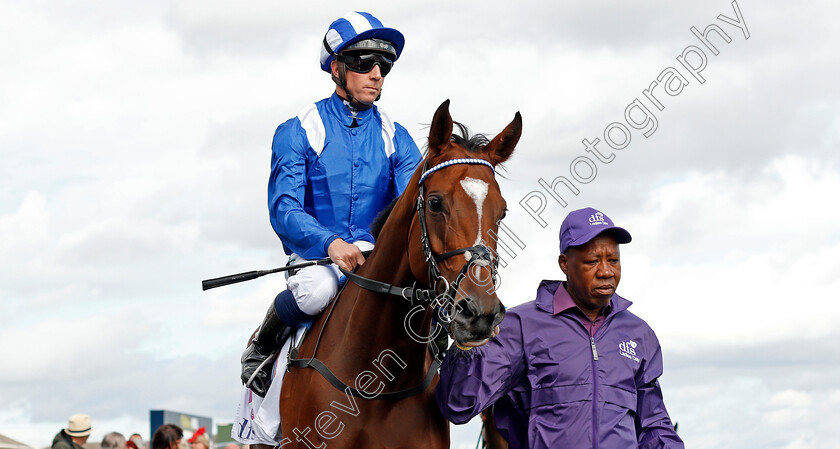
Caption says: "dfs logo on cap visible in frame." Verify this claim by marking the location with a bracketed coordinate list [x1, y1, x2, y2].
[589, 212, 608, 226]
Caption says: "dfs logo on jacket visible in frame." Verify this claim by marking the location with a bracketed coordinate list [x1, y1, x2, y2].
[619, 339, 640, 363]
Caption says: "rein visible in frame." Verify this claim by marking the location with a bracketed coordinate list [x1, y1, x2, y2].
[287, 157, 499, 400]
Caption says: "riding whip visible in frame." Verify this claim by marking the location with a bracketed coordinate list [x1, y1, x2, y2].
[201, 250, 373, 291]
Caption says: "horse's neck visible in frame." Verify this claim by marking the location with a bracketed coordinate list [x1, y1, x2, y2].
[344, 247, 429, 369]
[327, 201, 433, 387]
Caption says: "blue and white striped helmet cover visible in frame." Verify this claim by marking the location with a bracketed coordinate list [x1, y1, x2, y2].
[320, 11, 405, 73]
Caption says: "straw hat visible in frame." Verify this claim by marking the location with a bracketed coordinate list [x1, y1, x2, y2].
[65, 414, 93, 437]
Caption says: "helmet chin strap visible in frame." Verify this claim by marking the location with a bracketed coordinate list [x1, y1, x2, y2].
[333, 62, 377, 110]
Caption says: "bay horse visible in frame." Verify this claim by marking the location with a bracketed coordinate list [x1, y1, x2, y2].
[273, 100, 522, 448]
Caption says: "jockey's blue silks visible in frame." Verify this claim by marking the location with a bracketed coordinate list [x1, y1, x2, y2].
[268, 93, 420, 261]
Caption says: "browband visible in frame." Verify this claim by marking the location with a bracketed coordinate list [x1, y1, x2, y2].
[418, 158, 493, 185]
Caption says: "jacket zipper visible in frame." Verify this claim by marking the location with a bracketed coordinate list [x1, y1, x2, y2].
[590, 334, 599, 449]
[565, 311, 621, 449]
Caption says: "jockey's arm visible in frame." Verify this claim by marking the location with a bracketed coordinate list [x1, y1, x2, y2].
[267, 119, 338, 260]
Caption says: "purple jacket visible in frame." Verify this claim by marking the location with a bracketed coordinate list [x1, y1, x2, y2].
[436, 280, 684, 449]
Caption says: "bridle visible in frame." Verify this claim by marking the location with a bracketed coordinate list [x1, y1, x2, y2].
[289, 156, 501, 399]
[415, 158, 500, 325]
[339, 157, 500, 324]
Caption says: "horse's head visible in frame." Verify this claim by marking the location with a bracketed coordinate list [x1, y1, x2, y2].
[409, 100, 521, 348]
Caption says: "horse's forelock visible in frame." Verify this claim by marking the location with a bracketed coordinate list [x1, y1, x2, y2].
[422, 120, 490, 157]
[450, 121, 489, 153]
[378, 121, 499, 243]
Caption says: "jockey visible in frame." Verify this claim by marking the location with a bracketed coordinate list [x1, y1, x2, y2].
[241, 11, 423, 397]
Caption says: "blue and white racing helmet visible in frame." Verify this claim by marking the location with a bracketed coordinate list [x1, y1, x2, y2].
[320, 11, 405, 73]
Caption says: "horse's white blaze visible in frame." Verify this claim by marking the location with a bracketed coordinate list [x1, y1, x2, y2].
[460, 177, 489, 251]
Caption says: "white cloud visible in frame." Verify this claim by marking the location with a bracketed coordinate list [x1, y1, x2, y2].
[763, 390, 813, 428]
[203, 274, 288, 328]
[768, 390, 813, 409]
[0, 311, 143, 383]
[782, 438, 817, 449]
[830, 390, 840, 406]
[0, 192, 49, 257]
[616, 154, 840, 347]
[764, 408, 809, 428]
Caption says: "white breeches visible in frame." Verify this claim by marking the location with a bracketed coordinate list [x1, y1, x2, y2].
[285, 240, 375, 316]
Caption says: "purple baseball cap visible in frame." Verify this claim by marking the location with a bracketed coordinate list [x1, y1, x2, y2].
[559, 207, 632, 253]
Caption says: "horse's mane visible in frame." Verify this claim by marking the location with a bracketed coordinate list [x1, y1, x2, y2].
[370, 121, 491, 241]
[370, 197, 399, 240]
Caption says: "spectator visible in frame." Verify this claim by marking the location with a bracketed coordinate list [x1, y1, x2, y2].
[151, 425, 183, 449]
[101, 433, 126, 449]
[187, 428, 210, 449]
[52, 414, 92, 449]
[128, 434, 145, 449]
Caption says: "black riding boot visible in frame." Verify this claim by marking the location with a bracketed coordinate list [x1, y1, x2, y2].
[241, 302, 294, 397]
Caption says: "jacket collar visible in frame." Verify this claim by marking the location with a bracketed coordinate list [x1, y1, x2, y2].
[534, 279, 632, 315]
[326, 92, 377, 127]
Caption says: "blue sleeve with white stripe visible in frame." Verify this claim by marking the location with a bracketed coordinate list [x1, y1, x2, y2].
[267, 118, 338, 258]
[391, 122, 422, 196]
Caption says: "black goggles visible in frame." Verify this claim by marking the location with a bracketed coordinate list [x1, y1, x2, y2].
[336, 52, 394, 76]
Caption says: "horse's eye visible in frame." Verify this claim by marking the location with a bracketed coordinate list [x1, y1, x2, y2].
[428, 197, 444, 212]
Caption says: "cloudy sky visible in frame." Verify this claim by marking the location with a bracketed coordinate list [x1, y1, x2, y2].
[1, 1, 838, 448]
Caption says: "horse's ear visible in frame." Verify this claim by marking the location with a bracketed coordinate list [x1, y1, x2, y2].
[485, 111, 522, 166]
[428, 99, 453, 155]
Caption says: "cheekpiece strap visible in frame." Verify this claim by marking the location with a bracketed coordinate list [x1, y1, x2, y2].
[418, 158, 494, 185]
